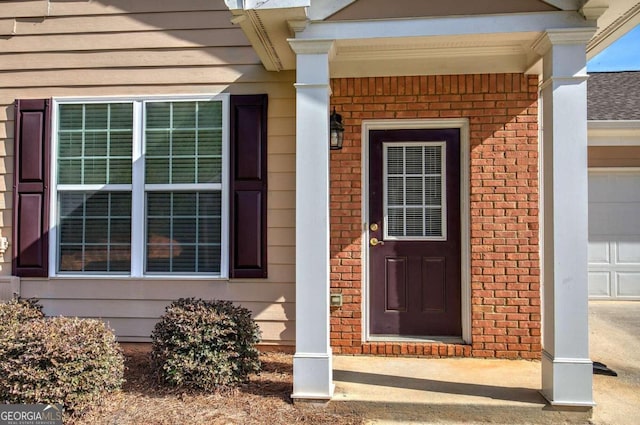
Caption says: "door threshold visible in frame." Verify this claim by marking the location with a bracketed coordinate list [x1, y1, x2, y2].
[368, 335, 464, 344]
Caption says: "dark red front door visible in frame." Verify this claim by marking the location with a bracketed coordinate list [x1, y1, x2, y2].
[369, 129, 461, 337]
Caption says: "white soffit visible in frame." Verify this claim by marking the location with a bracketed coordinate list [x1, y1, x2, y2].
[331, 33, 539, 78]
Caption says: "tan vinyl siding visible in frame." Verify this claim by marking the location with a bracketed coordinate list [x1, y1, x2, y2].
[0, 0, 296, 345]
[589, 146, 640, 168]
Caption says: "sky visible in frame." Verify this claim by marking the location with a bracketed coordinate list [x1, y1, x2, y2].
[587, 24, 640, 72]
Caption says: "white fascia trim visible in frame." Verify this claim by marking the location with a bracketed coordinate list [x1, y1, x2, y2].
[361, 119, 471, 344]
[295, 11, 592, 40]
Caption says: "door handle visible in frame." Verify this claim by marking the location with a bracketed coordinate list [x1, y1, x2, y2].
[370, 237, 384, 246]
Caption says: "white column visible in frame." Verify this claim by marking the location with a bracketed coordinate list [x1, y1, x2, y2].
[288, 38, 335, 400]
[533, 29, 596, 407]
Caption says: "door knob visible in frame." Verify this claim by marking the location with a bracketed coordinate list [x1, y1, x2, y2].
[370, 237, 384, 246]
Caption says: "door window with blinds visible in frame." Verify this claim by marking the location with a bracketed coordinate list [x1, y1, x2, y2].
[54, 97, 228, 276]
[383, 142, 446, 240]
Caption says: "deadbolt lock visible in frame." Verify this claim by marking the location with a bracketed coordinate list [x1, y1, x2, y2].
[369, 223, 378, 231]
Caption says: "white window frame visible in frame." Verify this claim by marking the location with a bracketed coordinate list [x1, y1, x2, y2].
[49, 94, 230, 279]
[382, 141, 447, 241]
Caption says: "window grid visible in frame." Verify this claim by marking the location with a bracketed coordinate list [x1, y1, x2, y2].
[384, 142, 446, 240]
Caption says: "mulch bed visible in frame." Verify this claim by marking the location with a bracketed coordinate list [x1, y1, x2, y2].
[67, 344, 364, 425]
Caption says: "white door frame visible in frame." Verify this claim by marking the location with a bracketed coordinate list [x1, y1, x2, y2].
[361, 119, 471, 343]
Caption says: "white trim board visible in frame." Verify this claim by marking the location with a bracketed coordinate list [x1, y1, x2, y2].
[361, 119, 471, 344]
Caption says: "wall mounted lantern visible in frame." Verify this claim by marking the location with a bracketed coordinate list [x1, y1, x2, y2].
[329, 107, 344, 150]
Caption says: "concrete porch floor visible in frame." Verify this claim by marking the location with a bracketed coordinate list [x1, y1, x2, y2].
[328, 301, 640, 424]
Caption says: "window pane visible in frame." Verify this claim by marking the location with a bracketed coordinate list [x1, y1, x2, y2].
[59, 104, 83, 130]
[145, 100, 223, 185]
[58, 192, 132, 273]
[57, 103, 132, 185]
[146, 191, 221, 274]
[198, 130, 222, 156]
[171, 158, 196, 184]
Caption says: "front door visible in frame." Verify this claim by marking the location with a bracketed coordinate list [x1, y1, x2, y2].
[369, 129, 461, 337]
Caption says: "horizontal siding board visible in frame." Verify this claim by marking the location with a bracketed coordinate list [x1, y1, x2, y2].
[47, 0, 228, 16]
[268, 136, 296, 154]
[269, 246, 295, 264]
[269, 173, 296, 191]
[20, 278, 295, 301]
[589, 146, 640, 167]
[0, 0, 227, 18]
[0, 1, 48, 19]
[103, 318, 294, 342]
[13, 11, 235, 35]
[0, 79, 296, 99]
[3, 66, 292, 87]
[1, 29, 248, 53]
[268, 191, 295, 209]
[38, 299, 294, 321]
[268, 209, 295, 228]
[0, 48, 261, 71]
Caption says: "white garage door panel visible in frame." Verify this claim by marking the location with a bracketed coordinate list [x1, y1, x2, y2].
[588, 172, 640, 300]
[619, 273, 640, 297]
[588, 241, 610, 264]
[587, 272, 611, 297]
[618, 242, 640, 263]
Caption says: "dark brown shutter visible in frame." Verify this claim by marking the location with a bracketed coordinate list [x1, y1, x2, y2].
[229, 95, 268, 278]
[13, 99, 51, 277]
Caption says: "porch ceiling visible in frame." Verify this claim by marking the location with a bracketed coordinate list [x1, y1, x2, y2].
[329, 33, 543, 78]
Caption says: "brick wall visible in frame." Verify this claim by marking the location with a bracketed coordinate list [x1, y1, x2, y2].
[329, 74, 541, 359]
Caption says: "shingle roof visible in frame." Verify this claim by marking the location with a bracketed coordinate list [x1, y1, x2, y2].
[588, 71, 640, 120]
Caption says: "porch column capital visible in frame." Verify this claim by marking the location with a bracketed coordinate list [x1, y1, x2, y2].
[538, 33, 594, 408]
[531, 28, 597, 56]
[288, 38, 335, 56]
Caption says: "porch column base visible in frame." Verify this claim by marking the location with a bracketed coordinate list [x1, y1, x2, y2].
[540, 350, 595, 407]
[292, 353, 334, 400]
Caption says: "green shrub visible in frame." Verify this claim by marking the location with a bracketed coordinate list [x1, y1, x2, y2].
[0, 298, 44, 329]
[150, 298, 261, 391]
[0, 316, 124, 412]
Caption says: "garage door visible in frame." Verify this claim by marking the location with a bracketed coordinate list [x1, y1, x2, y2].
[588, 171, 640, 299]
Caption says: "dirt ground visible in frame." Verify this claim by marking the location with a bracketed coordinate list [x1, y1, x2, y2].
[67, 344, 364, 425]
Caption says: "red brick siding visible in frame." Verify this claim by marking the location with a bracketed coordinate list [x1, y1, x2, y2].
[329, 74, 541, 359]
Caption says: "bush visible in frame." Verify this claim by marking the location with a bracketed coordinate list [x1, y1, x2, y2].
[0, 316, 124, 412]
[0, 298, 44, 329]
[150, 298, 261, 391]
